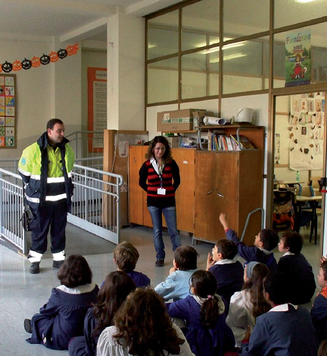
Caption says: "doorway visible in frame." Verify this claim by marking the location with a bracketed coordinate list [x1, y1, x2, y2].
[272, 92, 326, 253]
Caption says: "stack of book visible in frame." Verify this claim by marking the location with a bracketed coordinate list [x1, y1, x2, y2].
[208, 131, 256, 151]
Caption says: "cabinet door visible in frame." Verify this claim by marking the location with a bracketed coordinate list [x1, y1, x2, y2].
[173, 148, 195, 233]
[194, 152, 216, 242]
[214, 153, 239, 237]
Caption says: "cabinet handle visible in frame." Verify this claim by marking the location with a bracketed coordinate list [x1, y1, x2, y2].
[207, 191, 212, 195]
[216, 190, 224, 198]
[134, 158, 137, 163]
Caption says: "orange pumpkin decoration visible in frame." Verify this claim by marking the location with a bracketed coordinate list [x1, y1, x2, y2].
[49, 51, 59, 63]
[72, 43, 79, 54]
[0, 64, 2, 73]
[31, 56, 41, 67]
[12, 60, 22, 71]
[66, 45, 75, 56]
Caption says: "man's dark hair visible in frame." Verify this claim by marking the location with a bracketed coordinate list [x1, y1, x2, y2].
[264, 272, 290, 305]
[260, 229, 279, 251]
[215, 239, 237, 260]
[47, 118, 63, 130]
[174, 245, 198, 271]
[280, 232, 303, 254]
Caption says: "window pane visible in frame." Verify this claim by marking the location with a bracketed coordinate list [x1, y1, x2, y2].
[224, 0, 269, 37]
[147, 57, 178, 104]
[182, 0, 219, 51]
[147, 11, 178, 60]
[181, 50, 219, 99]
[274, 0, 327, 29]
[223, 37, 267, 94]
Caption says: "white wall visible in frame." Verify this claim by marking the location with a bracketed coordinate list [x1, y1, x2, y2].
[0, 39, 82, 159]
[107, 10, 145, 131]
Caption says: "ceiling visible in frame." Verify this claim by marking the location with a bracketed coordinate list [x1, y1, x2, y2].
[0, 0, 183, 43]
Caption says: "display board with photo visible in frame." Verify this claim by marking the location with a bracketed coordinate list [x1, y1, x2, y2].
[0, 74, 16, 148]
[289, 92, 325, 170]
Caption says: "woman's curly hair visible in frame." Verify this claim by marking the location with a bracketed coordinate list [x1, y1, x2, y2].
[145, 136, 173, 164]
[92, 271, 136, 337]
[113, 288, 184, 356]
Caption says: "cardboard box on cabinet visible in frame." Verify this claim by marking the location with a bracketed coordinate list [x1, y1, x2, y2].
[157, 109, 206, 132]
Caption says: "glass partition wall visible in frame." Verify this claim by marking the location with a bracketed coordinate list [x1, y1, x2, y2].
[145, 0, 327, 107]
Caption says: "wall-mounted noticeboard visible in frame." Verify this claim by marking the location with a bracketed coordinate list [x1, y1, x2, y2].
[0, 74, 16, 148]
[87, 67, 107, 153]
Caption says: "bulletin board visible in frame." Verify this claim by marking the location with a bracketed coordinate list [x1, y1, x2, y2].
[0, 74, 16, 148]
[289, 92, 325, 170]
[87, 67, 107, 153]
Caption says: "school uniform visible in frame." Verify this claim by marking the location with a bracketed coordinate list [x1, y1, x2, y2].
[68, 307, 99, 356]
[241, 304, 318, 356]
[226, 290, 256, 348]
[225, 229, 277, 272]
[167, 295, 235, 356]
[155, 269, 196, 301]
[100, 270, 150, 290]
[311, 287, 327, 341]
[209, 259, 243, 309]
[277, 252, 316, 304]
[27, 283, 99, 350]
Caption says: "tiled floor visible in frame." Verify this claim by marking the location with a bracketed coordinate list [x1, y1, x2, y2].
[0, 223, 322, 356]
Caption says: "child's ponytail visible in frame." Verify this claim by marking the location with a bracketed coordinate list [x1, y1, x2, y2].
[191, 270, 223, 329]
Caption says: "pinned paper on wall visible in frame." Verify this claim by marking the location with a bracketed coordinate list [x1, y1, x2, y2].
[289, 92, 324, 170]
[0, 74, 16, 148]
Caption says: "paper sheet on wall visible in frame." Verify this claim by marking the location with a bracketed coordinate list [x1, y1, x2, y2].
[93, 81, 107, 132]
[289, 92, 324, 170]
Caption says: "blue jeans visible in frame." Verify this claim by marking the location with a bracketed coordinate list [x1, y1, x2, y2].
[148, 206, 181, 260]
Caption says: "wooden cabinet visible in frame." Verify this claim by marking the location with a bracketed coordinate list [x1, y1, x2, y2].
[128, 147, 195, 232]
[193, 150, 263, 245]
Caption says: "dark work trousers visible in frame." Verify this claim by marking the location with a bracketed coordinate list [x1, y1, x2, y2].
[30, 200, 68, 255]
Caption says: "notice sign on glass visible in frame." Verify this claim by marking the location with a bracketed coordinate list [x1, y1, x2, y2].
[0, 74, 16, 148]
[285, 30, 311, 87]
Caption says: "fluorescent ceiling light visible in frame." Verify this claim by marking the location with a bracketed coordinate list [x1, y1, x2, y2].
[148, 43, 157, 49]
[210, 53, 247, 63]
[295, 0, 316, 3]
[201, 42, 245, 54]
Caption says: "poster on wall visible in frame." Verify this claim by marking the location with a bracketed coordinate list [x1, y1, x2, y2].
[289, 92, 325, 170]
[0, 74, 16, 148]
[87, 67, 107, 153]
[285, 30, 311, 87]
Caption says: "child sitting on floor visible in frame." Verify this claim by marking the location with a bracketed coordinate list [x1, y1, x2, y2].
[226, 261, 270, 348]
[206, 239, 244, 309]
[311, 260, 327, 342]
[241, 272, 318, 356]
[167, 270, 235, 356]
[277, 231, 316, 305]
[68, 271, 136, 356]
[24, 255, 99, 350]
[219, 213, 279, 272]
[155, 245, 198, 301]
[97, 288, 194, 356]
[106, 241, 150, 288]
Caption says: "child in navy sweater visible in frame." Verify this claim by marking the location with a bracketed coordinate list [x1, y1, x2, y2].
[101, 241, 150, 289]
[277, 231, 315, 304]
[311, 260, 327, 341]
[206, 239, 243, 309]
[219, 213, 279, 272]
[241, 272, 318, 356]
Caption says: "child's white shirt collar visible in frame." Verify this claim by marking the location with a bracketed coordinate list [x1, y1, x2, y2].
[214, 259, 237, 265]
[269, 303, 298, 312]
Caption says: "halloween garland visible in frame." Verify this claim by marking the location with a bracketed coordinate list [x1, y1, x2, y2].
[0, 44, 79, 73]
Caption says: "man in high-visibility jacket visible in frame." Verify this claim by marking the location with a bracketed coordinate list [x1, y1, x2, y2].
[18, 118, 75, 274]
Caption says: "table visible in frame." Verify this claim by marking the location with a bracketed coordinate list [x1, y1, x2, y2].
[295, 195, 322, 243]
